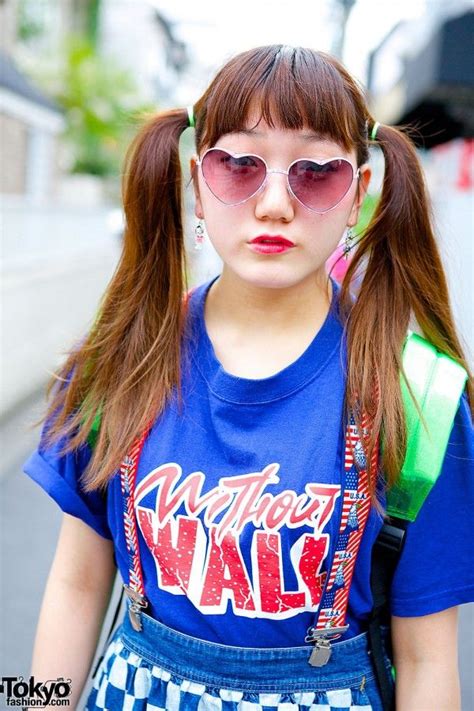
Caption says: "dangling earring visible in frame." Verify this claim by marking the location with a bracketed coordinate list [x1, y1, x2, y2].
[343, 227, 354, 260]
[194, 219, 205, 251]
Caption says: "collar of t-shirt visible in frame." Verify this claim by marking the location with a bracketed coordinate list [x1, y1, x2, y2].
[185, 274, 344, 404]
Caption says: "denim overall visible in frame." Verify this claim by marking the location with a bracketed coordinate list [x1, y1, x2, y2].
[86, 610, 392, 710]
[86, 407, 393, 710]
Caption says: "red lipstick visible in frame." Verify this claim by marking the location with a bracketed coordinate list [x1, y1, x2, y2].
[248, 235, 295, 254]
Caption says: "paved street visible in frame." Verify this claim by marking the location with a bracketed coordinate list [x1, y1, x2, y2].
[1, 395, 473, 709]
[0, 394, 124, 708]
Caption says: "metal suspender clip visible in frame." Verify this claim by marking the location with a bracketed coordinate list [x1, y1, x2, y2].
[123, 584, 148, 631]
[306, 624, 349, 667]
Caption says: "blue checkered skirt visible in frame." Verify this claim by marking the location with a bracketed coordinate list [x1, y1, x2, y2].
[86, 607, 392, 711]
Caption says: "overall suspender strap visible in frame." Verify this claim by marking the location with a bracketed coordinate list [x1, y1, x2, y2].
[306, 405, 377, 666]
[121, 424, 153, 630]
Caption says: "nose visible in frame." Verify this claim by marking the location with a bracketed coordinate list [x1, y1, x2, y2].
[254, 171, 295, 222]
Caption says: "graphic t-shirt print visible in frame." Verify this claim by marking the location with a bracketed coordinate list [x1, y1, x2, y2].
[134, 462, 341, 619]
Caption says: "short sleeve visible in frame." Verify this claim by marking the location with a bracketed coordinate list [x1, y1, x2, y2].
[23, 416, 112, 541]
[390, 390, 474, 616]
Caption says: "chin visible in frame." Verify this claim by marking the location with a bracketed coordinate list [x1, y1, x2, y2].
[233, 263, 318, 291]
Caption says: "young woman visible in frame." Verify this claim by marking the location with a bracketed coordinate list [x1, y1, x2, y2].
[24, 45, 473, 710]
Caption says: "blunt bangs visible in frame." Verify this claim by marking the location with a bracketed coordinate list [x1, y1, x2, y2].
[197, 45, 367, 160]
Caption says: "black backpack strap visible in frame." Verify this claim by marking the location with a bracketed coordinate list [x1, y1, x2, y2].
[368, 517, 409, 711]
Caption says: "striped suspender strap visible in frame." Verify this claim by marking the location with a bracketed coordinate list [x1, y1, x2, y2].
[306, 400, 378, 666]
[121, 424, 153, 630]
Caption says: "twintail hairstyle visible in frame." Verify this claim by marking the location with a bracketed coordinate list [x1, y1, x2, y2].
[38, 45, 472, 498]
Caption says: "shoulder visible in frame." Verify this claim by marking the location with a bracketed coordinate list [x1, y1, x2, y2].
[389, 388, 474, 616]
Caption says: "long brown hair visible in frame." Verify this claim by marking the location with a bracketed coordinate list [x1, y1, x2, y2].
[38, 45, 473, 497]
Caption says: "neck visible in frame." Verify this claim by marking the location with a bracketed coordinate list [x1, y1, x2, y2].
[205, 267, 333, 335]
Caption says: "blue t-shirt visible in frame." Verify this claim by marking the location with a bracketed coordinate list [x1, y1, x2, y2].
[23, 275, 474, 648]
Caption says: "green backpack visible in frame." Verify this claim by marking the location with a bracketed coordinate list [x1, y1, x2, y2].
[370, 330, 467, 711]
[386, 330, 467, 520]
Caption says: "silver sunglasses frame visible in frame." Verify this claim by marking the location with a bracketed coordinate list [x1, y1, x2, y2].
[196, 147, 361, 214]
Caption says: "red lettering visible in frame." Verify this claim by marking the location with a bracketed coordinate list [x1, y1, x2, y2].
[255, 532, 306, 613]
[135, 465, 340, 536]
[301, 484, 341, 530]
[297, 535, 327, 606]
[200, 527, 255, 611]
[137, 510, 197, 592]
[266, 490, 297, 529]
[289, 494, 322, 525]
[218, 465, 280, 537]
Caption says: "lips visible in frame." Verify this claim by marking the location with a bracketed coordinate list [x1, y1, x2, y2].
[249, 235, 295, 246]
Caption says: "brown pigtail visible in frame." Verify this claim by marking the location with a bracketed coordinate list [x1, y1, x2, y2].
[340, 123, 473, 491]
[40, 108, 191, 491]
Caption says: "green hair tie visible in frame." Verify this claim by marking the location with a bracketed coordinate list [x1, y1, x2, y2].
[370, 121, 380, 141]
[186, 106, 195, 128]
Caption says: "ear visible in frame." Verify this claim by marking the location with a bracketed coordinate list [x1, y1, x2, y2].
[348, 164, 371, 228]
[190, 155, 204, 219]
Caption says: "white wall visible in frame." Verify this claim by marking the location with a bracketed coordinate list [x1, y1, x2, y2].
[423, 139, 474, 367]
[1, 197, 121, 415]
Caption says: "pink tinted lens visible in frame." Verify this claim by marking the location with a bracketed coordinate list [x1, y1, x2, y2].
[288, 159, 354, 211]
[201, 149, 266, 204]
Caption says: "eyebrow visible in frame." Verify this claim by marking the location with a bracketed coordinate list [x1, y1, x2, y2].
[235, 129, 329, 142]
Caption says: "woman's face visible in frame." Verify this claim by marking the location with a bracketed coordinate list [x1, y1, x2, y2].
[191, 116, 371, 291]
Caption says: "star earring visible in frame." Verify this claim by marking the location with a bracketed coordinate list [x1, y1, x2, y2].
[194, 219, 205, 251]
[343, 227, 355, 260]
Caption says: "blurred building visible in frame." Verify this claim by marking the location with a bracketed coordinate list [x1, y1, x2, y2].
[0, 0, 65, 201]
[0, 50, 64, 201]
[101, 1, 188, 105]
[3, 0, 189, 106]
[367, 6, 473, 149]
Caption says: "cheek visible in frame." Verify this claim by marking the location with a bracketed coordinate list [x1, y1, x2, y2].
[208, 217, 250, 260]
[303, 210, 350, 251]
[200, 193, 246, 249]
[295, 177, 357, 239]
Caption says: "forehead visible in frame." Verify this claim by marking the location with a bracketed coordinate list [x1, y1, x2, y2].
[215, 117, 354, 159]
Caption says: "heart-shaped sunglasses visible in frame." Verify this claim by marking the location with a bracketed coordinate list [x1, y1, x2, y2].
[196, 147, 360, 213]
